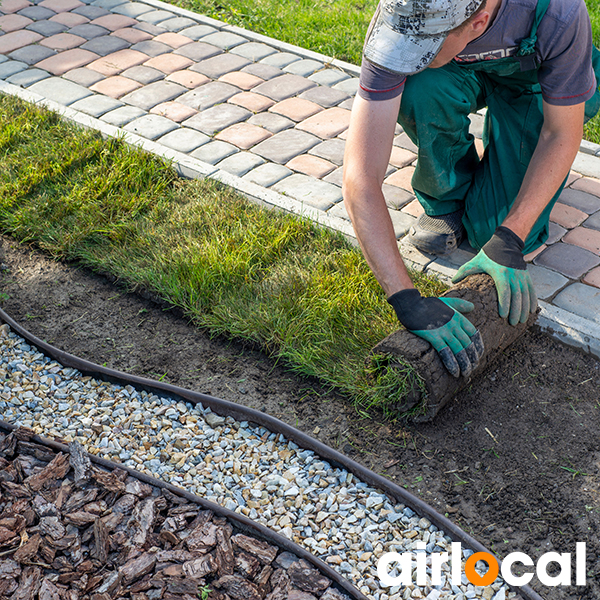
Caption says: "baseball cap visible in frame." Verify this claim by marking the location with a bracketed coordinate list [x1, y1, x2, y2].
[363, 0, 485, 75]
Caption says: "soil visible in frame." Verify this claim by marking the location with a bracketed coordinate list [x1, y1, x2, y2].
[1, 235, 599, 600]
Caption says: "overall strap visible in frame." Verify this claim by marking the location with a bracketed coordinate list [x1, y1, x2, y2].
[517, 0, 551, 60]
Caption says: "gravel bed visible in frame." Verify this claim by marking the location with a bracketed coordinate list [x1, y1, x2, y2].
[0, 323, 516, 600]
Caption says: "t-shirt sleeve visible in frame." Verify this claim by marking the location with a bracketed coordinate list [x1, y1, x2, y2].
[537, 0, 597, 106]
[358, 58, 407, 100]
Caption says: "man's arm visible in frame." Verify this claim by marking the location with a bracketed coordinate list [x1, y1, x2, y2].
[343, 94, 484, 379]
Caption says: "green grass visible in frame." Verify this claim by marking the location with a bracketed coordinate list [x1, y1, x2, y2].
[171, 0, 600, 144]
[0, 94, 444, 416]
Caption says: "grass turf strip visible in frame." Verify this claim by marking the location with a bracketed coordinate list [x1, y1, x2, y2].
[0, 94, 447, 416]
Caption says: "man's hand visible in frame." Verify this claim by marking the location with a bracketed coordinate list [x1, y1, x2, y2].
[452, 226, 537, 325]
[388, 289, 484, 378]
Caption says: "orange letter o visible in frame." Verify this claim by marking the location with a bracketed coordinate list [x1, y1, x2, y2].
[464, 552, 500, 586]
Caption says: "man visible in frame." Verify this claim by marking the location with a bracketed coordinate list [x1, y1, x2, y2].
[343, 0, 600, 378]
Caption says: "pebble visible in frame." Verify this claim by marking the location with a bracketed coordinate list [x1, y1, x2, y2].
[0, 325, 517, 599]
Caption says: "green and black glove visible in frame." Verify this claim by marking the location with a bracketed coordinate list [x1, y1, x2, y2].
[388, 289, 484, 379]
[452, 226, 537, 326]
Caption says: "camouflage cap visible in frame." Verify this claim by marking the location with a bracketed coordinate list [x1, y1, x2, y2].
[364, 0, 485, 74]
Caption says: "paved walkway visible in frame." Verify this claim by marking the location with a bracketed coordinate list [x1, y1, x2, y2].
[1, 0, 600, 358]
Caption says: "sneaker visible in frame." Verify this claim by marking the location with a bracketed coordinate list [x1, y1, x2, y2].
[408, 209, 465, 256]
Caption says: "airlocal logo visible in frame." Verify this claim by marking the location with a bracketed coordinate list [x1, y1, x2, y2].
[378, 542, 586, 588]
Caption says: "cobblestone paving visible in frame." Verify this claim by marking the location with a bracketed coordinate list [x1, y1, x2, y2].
[1, 0, 600, 352]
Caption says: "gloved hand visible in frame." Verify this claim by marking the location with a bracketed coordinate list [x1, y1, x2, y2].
[452, 226, 537, 326]
[388, 288, 484, 379]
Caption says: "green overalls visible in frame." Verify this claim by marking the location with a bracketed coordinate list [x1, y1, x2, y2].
[397, 0, 600, 255]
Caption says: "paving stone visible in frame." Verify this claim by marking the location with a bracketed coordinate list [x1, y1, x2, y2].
[563, 227, 600, 255]
[296, 106, 351, 139]
[215, 121, 271, 149]
[252, 73, 316, 102]
[566, 171, 582, 186]
[39, 31, 84, 49]
[0, 13, 32, 31]
[178, 81, 238, 111]
[90, 74, 141, 97]
[584, 211, 600, 231]
[112, 1, 152, 18]
[0, 58, 26, 77]
[394, 132, 418, 152]
[383, 184, 414, 210]
[38, 0, 82, 12]
[62, 65, 103, 85]
[72, 4, 107, 18]
[157, 127, 209, 152]
[0, 29, 41, 53]
[527, 264, 569, 300]
[110, 26, 151, 44]
[99, 103, 145, 125]
[18, 5, 55, 19]
[571, 152, 600, 179]
[153, 31, 191, 49]
[69, 92, 122, 116]
[159, 16, 196, 32]
[553, 282, 600, 324]
[120, 64, 163, 83]
[583, 266, 600, 288]
[308, 68, 349, 87]
[9, 42, 55, 64]
[191, 140, 238, 164]
[137, 9, 175, 25]
[558, 188, 600, 215]
[571, 176, 600, 198]
[0, 0, 31, 14]
[401, 198, 425, 218]
[144, 53, 193, 74]
[6, 65, 49, 85]
[323, 165, 343, 187]
[91, 0, 126, 9]
[228, 91, 273, 113]
[230, 41, 275, 62]
[247, 111, 293, 134]
[269, 97, 322, 122]
[298, 85, 349, 108]
[177, 24, 216, 40]
[183, 103, 251, 136]
[219, 70, 263, 91]
[121, 79, 185, 110]
[190, 52, 250, 80]
[26, 17, 67, 35]
[550, 202, 588, 229]
[260, 51, 300, 69]
[534, 242, 600, 279]
[128, 39, 170, 57]
[173, 41, 221, 63]
[87, 48, 148, 76]
[242, 162, 291, 187]
[252, 128, 320, 164]
[166, 69, 208, 88]
[68, 22, 108, 39]
[273, 174, 342, 210]
[132, 21, 165, 36]
[283, 58, 323, 77]
[547, 221, 566, 244]
[333, 76, 359, 95]
[201, 31, 246, 50]
[327, 200, 350, 221]
[81, 33, 129, 55]
[286, 154, 335, 178]
[241, 62, 281, 80]
[123, 113, 179, 140]
[384, 166, 415, 192]
[35, 47, 97, 74]
[216, 151, 264, 177]
[389, 146, 417, 168]
[29, 75, 92, 104]
[524, 244, 546, 263]
[307, 139, 345, 167]
[389, 209, 417, 238]
[150, 100, 196, 122]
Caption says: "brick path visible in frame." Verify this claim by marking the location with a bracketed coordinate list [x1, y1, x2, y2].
[1, 0, 600, 355]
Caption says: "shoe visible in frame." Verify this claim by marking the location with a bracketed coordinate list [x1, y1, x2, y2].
[408, 210, 465, 256]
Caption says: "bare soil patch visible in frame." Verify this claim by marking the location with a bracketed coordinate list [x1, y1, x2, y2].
[1, 236, 599, 599]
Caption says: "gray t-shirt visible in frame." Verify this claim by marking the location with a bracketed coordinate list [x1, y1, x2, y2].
[359, 0, 597, 106]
